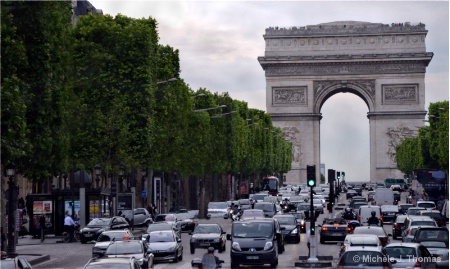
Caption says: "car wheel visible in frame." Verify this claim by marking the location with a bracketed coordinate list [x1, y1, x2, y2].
[146, 220, 151, 227]
[218, 245, 223, 253]
[270, 261, 277, 268]
[178, 252, 183, 261]
[190, 246, 195, 254]
[172, 251, 178, 263]
[320, 237, 325, 244]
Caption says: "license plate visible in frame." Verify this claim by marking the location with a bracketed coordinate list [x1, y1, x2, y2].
[247, 256, 259, 259]
[331, 233, 342, 236]
[200, 243, 210, 246]
[388, 213, 395, 215]
[84, 234, 92, 237]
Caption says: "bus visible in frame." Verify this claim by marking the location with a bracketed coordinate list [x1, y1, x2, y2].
[261, 176, 280, 196]
[384, 178, 406, 188]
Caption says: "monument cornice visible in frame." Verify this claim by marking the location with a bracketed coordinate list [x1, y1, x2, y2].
[367, 111, 427, 119]
[270, 113, 322, 121]
[264, 21, 427, 37]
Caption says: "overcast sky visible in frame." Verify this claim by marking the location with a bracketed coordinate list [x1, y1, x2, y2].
[89, 0, 449, 182]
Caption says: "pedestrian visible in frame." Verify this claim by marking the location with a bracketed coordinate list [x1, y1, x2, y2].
[64, 211, 76, 242]
[1, 227, 6, 251]
[39, 214, 46, 242]
[306, 229, 311, 257]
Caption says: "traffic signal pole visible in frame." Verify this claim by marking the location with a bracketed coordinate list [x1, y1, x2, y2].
[306, 165, 318, 262]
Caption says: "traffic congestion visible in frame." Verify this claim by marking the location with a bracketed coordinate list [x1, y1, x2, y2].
[7, 179, 448, 269]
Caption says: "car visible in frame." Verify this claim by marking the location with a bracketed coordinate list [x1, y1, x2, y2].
[287, 211, 307, 233]
[0, 256, 34, 269]
[392, 214, 407, 240]
[147, 230, 183, 263]
[385, 242, 437, 268]
[406, 207, 427, 216]
[297, 203, 318, 220]
[390, 184, 403, 192]
[351, 202, 367, 212]
[83, 257, 142, 269]
[177, 218, 197, 233]
[353, 226, 391, 246]
[189, 224, 227, 254]
[104, 240, 154, 269]
[419, 240, 449, 268]
[207, 201, 229, 219]
[227, 218, 285, 268]
[416, 201, 437, 211]
[240, 209, 265, 220]
[142, 222, 181, 240]
[79, 217, 130, 244]
[349, 197, 367, 208]
[319, 218, 349, 244]
[381, 205, 399, 223]
[403, 215, 437, 233]
[121, 208, 152, 227]
[253, 202, 278, 218]
[367, 191, 376, 202]
[153, 214, 181, 233]
[398, 203, 414, 215]
[357, 205, 383, 226]
[419, 210, 447, 227]
[346, 190, 358, 199]
[251, 193, 268, 203]
[402, 226, 432, 243]
[273, 214, 301, 243]
[411, 227, 449, 244]
[313, 199, 324, 214]
[238, 199, 252, 210]
[92, 230, 135, 258]
[336, 247, 394, 268]
[338, 234, 382, 258]
[353, 187, 362, 196]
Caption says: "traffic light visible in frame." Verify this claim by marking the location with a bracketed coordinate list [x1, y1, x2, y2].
[328, 169, 335, 183]
[306, 165, 316, 187]
[310, 226, 315, 232]
[111, 182, 117, 196]
[337, 171, 341, 179]
[342, 171, 345, 177]
[69, 201, 74, 207]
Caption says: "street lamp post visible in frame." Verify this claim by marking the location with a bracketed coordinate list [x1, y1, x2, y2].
[6, 163, 18, 258]
[94, 164, 102, 189]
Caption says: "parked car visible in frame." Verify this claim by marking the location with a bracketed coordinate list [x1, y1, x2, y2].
[227, 218, 285, 268]
[79, 217, 130, 244]
[92, 230, 134, 257]
[273, 214, 301, 243]
[385, 242, 436, 268]
[147, 230, 183, 263]
[189, 223, 226, 254]
[353, 226, 391, 246]
[121, 208, 152, 227]
[0, 256, 34, 269]
[104, 239, 154, 269]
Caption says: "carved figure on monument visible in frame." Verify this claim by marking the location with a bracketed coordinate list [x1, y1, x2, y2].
[283, 127, 302, 164]
[386, 127, 415, 164]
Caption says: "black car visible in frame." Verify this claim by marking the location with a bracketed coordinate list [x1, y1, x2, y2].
[273, 214, 300, 243]
[319, 218, 348, 244]
[398, 203, 414, 215]
[83, 257, 142, 269]
[353, 187, 362, 196]
[287, 211, 307, 233]
[227, 218, 285, 268]
[392, 214, 407, 240]
[189, 224, 226, 254]
[178, 218, 197, 233]
[79, 217, 130, 244]
[297, 203, 319, 220]
[346, 190, 358, 199]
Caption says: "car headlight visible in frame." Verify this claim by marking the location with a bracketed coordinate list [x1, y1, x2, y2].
[232, 242, 241, 251]
[290, 228, 298, 234]
[167, 246, 176, 252]
[264, 241, 273, 251]
[300, 221, 305, 225]
[213, 238, 220, 242]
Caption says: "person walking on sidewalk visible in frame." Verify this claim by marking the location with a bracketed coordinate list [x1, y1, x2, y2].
[39, 214, 46, 242]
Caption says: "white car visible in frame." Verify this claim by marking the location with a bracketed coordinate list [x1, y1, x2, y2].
[339, 234, 382, 257]
[312, 199, 324, 214]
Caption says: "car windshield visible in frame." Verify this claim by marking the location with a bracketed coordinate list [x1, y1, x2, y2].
[254, 204, 274, 212]
[105, 242, 143, 255]
[242, 211, 264, 218]
[194, 225, 220, 234]
[385, 246, 417, 258]
[149, 232, 175, 242]
[146, 224, 171, 233]
[208, 202, 227, 209]
[418, 202, 435, 208]
[88, 218, 110, 227]
[416, 230, 449, 241]
[349, 237, 378, 246]
[275, 217, 295, 225]
[342, 251, 385, 266]
[233, 222, 273, 238]
[420, 241, 447, 248]
[411, 221, 436, 227]
[354, 228, 385, 236]
[97, 232, 130, 242]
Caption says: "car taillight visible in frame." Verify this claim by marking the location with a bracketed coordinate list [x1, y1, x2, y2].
[337, 261, 344, 267]
[407, 229, 413, 235]
[414, 260, 421, 267]
[379, 216, 383, 221]
[322, 227, 328, 231]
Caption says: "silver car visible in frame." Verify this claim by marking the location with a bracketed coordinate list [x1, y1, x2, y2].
[385, 242, 437, 268]
[122, 208, 152, 227]
[92, 230, 134, 257]
[337, 246, 394, 268]
[420, 240, 449, 268]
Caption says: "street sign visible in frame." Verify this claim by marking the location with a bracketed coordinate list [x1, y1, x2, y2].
[141, 190, 147, 198]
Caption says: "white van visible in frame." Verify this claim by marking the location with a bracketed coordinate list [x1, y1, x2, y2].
[374, 188, 394, 206]
[358, 205, 382, 226]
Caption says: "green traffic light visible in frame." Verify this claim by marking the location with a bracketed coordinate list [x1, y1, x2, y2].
[307, 179, 315, 187]
[311, 227, 315, 232]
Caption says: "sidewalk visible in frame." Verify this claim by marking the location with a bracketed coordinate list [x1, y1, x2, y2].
[13, 234, 62, 266]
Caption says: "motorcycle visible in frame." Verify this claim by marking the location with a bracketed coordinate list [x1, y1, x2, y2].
[231, 210, 242, 221]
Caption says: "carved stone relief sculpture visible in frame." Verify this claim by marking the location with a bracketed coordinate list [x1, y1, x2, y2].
[383, 84, 418, 103]
[282, 127, 302, 164]
[273, 87, 307, 105]
[386, 127, 415, 164]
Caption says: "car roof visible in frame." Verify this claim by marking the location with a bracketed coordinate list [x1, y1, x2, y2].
[238, 218, 274, 224]
[408, 216, 434, 220]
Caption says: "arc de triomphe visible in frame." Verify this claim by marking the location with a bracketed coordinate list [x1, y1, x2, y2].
[258, 21, 433, 184]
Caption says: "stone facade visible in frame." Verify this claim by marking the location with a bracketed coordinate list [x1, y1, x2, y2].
[258, 21, 433, 184]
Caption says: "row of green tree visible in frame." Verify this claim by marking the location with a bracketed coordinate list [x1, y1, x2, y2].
[1, 2, 292, 189]
[396, 101, 449, 177]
